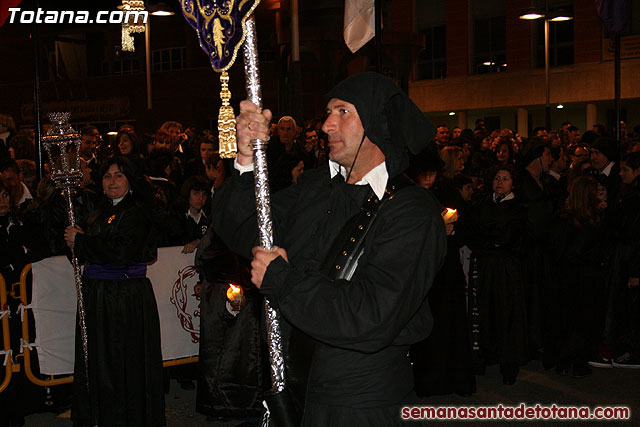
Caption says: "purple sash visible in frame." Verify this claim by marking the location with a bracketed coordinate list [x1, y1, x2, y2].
[83, 263, 147, 281]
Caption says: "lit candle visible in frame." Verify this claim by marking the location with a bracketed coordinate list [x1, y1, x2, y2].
[226, 283, 244, 302]
[441, 208, 458, 224]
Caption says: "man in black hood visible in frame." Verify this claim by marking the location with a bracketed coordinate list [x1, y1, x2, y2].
[212, 72, 446, 425]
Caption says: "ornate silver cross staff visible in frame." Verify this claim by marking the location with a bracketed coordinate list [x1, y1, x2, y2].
[41, 112, 89, 389]
[181, 2, 295, 424]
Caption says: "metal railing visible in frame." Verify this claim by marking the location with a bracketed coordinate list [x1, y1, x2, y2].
[0, 264, 199, 392]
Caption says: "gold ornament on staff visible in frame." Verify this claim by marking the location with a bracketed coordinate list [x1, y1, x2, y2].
[218, 71, 237, 158]
[181, 0, 264, 159]
[41, 112, 90, 390]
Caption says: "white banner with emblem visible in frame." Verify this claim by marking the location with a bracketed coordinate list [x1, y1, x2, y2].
[31, 247, 201, 375]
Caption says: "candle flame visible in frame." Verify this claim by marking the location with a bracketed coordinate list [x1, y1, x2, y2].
[442, 208, 459, 224]
[226, 283, 243, 300]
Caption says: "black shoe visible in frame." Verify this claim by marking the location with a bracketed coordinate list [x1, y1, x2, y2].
[179, 379, 195, 390]
[571, 364, 592, 378]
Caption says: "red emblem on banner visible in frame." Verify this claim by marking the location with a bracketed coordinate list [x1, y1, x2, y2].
[169, 265, 201, 343]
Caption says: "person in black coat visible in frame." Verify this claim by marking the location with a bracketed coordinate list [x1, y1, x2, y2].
[468, 164, 528, 385]
[64, 157, 165, 426]
[591, 136, 622, 214]
[547, 176, 608, 377]
[407, 148, 476, 397]
[0, 178, 49, 427]
[213, 73, 446, 425]
[146, 149, 182, 247]
[176, 176, 211, 254]
[606, 152, 640, 368]
[515, 139, 557, 362]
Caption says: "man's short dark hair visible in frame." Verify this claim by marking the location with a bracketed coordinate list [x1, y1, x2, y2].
[568, 125, 579, 132]
[81, 125, 97, 136]
[532, 126, 548, 137]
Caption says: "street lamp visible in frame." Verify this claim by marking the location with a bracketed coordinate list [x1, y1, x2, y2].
[144, 2, 174, 127]
[519, 3, 573, 130]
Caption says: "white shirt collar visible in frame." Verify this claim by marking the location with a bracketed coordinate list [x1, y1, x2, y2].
[111, 195, 125, 206]
[17, 182, 33, 206]
[600, 161, 614, 177]
[492, 191, 515, 202]
[234, 158, 389, 200]
[186, 209, 204, 224]
[329, 160, 388, 200]
[549, 169, 561, 181]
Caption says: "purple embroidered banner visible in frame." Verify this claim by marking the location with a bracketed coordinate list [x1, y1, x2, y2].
[181, 0, 261, 72]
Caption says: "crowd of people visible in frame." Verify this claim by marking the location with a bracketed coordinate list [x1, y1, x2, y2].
[0, 78, 639, 426]
[408, 119, 640, 391]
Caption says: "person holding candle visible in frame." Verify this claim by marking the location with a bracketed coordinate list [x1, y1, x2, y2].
[468, 164, 528, 385]
[212, 72, 447, 425]
[64, 157, 165, 426]
[195, 215, 264, 423]
[407, 147, 476, 397]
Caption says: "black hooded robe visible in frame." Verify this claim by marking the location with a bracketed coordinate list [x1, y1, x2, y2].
[211, 73, 446, 425]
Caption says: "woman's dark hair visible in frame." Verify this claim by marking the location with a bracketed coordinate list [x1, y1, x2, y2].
[179, 176, 209, 210]
[453, 173, 472, 190]
[495, 139, 515, 164]
[114, 129, 140, 156]
[180, 175, 209, 199]
[205, 152, 232, 185]
[99, 156, 137, 184]
[193, 131, 218, 158]
[563, 175, 603, 227]
[485, 163, 518, 191]
[97, 156, 153, 208]
[621, 151, 640, 170]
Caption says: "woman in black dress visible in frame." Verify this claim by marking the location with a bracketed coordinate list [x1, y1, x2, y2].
[468, 164, 528, 385]
[64, 157, 165, 426]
